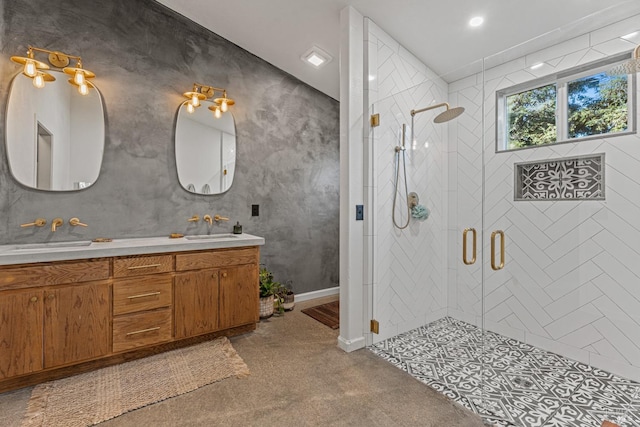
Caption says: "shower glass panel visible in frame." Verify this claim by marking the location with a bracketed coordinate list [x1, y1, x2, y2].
[366, 77, 454, 348]
[479, 10, 640, 426]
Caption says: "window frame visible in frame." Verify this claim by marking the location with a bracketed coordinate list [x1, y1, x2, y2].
[495, 52, 636, 153]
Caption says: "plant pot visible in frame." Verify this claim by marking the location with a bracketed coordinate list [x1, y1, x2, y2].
[282, 293, 295, 311]
[259, 296, 274, 318]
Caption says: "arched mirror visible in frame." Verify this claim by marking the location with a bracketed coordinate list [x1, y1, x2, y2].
[5, 70, 105, 191]
[175, 100, 236, 195]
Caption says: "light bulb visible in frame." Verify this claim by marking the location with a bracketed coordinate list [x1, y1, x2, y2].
[33, 74, 45, 88]
[186, 102, 195, 113]
[191, 94, 200, 107]
[24, 60, 37, 77]
[214, 107, 221, 119]
[74, 70, 85, 85]
[220, 99, 228, 112]
[79, 82, 89, 96]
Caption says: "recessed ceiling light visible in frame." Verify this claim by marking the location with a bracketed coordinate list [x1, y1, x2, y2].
[621, 31, 639, 40]
[368, 75, 376, 81]
[530, 63, 544, 70]
[469, 16, 484, 27]
[301, 46, 332, 69]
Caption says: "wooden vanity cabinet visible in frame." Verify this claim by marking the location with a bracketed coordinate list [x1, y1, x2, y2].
[111, 255, 174, 353]
[43, 282, 110, 367]
[219, 264, 259, 330]
[0, 289, 43, 378]
[174, 269, 220, 339]
[0, 259, 110, 380]
[0, 246, 259, 392]
[175, 247, 260, 337]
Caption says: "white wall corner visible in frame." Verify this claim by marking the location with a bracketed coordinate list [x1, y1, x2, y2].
[338, 5, 366, 352]
[338, 335, 366, 352]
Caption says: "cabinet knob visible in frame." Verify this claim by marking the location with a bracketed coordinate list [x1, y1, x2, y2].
[30, 296, 38, 303]
[47, 294, 55, 300]
[221, 272, 228, 278]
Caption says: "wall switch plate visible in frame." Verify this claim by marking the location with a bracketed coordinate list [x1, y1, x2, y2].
[252, 205, 259, 216]
[356, 205, 364, 221]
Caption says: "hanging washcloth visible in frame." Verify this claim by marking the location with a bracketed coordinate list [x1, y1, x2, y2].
[411, 204, 430, 220]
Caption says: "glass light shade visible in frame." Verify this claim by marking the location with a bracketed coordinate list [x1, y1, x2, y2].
[214, 107, 221, 119]
[33, 74, 45, 88]
[78, 82, 89, 96]
[24, 60, 37, 77]
[74, 70, 85, 85]
[186, 102, 195, 113]
[191, 94, 200, 107]
[220, 99, 228, 112]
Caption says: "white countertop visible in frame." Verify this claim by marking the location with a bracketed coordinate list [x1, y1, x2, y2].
[0, 233, 265, 265]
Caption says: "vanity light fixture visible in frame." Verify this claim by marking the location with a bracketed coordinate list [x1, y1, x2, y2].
[182, 83, 235, 118]
[10, 46, 96, 94]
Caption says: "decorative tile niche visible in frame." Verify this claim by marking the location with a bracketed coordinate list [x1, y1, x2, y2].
[515, 154, 605, 201]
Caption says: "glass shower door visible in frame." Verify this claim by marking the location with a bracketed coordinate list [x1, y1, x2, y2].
[479, 12, 640, 425]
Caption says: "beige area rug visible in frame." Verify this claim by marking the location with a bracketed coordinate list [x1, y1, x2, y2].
[22, 337, 249, 427]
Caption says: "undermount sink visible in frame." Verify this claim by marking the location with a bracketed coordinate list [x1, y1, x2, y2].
[10, 241, 93, 251]
[185, 234, 238, 240]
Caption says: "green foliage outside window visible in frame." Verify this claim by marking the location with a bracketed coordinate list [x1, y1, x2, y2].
[507, 84, 557, 149]
[568, 73, 628, 138]
[504, 68, 630, 151]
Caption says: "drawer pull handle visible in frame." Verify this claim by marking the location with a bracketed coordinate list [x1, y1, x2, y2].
[30, 296, 38, 303]
[127, 291, 161, 299]
[126, 327, 160, 336]
[126, 263, 162, 270]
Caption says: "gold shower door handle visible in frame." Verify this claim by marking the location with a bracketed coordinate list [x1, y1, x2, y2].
[462, 228, 476, 265]
[491, 230, 505, 271]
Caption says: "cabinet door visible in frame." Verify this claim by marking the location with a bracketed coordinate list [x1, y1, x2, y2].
[174, 270, 219, 339]
[0, 290, 43, 378]
[43, 282, 110, 368]
[219, 264, 259, 329]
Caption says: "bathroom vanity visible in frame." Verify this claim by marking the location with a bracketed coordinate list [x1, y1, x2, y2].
[0, 234, 264, 392]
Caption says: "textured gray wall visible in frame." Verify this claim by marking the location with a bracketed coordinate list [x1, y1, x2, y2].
[0, 0, 340, 293]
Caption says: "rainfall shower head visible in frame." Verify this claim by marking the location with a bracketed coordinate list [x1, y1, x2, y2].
[609, 45, 640, 75]
[411, 102, 465, 123]
[434, 106, 465, 123]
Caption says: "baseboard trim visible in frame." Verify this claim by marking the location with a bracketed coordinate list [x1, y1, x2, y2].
[295, 286, 339, 302]
[337, 335, 365, 352]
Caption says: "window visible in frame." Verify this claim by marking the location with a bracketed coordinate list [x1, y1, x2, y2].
[497, 56, 635, 151]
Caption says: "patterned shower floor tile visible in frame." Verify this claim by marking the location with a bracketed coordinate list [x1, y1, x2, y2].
[369, 317, 640, 427]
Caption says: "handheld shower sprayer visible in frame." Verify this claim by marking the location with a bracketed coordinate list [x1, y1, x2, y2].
[392, 124, 411, 229]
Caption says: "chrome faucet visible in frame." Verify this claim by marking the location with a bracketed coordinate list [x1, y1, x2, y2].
[51, 218, 63, 232]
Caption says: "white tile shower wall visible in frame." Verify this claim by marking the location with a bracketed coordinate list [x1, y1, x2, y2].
[448, 14, 640, 381]
[365, 20, 449, 343]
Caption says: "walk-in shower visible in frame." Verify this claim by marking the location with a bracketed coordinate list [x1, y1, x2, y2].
[365, 8, 640, 426]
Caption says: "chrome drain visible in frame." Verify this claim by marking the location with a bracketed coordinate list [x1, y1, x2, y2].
[512, 376, 534, 389]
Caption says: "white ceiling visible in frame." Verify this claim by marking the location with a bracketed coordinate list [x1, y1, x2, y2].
[157, 0, 640, 100]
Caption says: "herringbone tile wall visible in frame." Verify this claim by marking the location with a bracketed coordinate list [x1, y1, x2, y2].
[449, 15, 640, 381]
[366, 20, 449, 343]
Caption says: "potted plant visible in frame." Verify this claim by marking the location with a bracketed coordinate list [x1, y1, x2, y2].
[276, 280, 295, 312]
[259, 267, 279, 319]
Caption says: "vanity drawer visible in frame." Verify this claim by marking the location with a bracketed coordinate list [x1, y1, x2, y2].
[112, 308, 172, 353]
[113, 275, 173, 316]
[0, 259, 110, 290]
[176, 247, 259, 271]
[113, 254, 173, 278]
